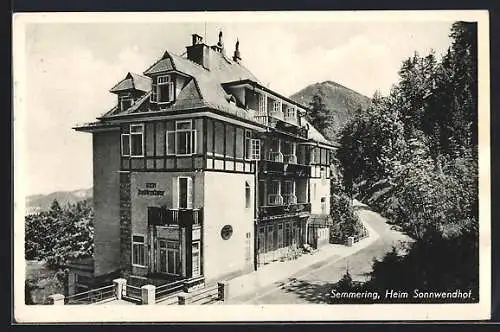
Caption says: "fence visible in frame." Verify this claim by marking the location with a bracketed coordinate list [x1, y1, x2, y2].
[179, 284, 221, 305]
[123, 284, 142, 303]
[65, 285, 115, 305]
[155, 279, 185, 303]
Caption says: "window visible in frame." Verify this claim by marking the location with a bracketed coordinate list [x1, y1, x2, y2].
[178, 176, 193, 209]
[267, 225, 274, 252]
[235, 128, 244, 159]
[245, 181, 251, 209]
[284, 222, 291, 247]
[121, 134, 130, 156]
[268, 180, 282, 205]
[284, 107, 296, 120]
[277, 223, 284, 249]
[225, 125, 235, 157]
[130, 124, 144, 157]
[119, 93, 134, 111]
[258, 95, 265, 113]
[151, 75, 174, 103]
[258, 226, 265, 254]
[166, 120, 197, 156]
[273, 100, 281, 113]
[192, 242, 200, 277]
[245, 130, 261, 160]
[132, 235, 146, 267]
[214, 121, 224, 156]
[159, 240, 181, 275]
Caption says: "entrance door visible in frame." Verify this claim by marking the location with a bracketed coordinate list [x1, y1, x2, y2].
[158, 239, 180, 275]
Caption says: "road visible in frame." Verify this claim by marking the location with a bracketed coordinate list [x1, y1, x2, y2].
[241, 204, 412, 304]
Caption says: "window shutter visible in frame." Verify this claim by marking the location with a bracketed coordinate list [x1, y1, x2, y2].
[187, 177, 193, 209]
[172, 177, 179, 209]
[166, 131, 175, 155]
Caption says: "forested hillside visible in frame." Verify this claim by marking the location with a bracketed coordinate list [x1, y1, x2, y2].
[330, 22, 478, 301]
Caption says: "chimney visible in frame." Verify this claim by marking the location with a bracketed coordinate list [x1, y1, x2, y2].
[192, 34, 203, 45]
[217, 31, 224, 51]
[233, 39, 241, 62]
[186, 33, 210, 69]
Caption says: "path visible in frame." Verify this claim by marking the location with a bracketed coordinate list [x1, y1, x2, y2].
[229, 201, 412, 304]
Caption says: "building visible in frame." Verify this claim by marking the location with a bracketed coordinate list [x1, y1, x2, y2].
[72, 31, 336, 292]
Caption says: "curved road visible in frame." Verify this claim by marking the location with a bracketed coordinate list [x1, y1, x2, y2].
[240, 203, 412, 304]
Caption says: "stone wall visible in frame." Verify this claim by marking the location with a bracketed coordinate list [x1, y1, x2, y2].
[119, 171, 132, 277]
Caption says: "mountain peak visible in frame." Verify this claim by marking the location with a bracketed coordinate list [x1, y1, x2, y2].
[289, 80, 371, 139]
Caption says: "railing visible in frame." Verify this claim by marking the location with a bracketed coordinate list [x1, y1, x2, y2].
[161, 208, 203, 226]
[258, 160, 311, 177]
[283, 154, 297, 164]
[179, 284, 221, 305]
[65, 285, 115, 305]
[284, 113, 298, 125]
[258, 202, 311, 219]
[268, 152, 284, 163]
[123, 285, 142, 302]
[268, 194, 284, 206]
[155, 279, 185, 303]
[283, 194, 298, 205]
[254, 114, 268, 126]
[270, 110, 284, 120]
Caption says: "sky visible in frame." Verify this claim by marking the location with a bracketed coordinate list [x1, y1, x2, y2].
[18, 15, 456, 196]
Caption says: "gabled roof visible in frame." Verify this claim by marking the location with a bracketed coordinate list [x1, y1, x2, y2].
[302, 118, 332, 146]
[109, 72, 151, 93]
[104, 49, 260, 123]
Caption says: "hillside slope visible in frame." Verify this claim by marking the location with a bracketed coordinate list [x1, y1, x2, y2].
[290, 81, 371, 139]
[26, 188, 92, 215]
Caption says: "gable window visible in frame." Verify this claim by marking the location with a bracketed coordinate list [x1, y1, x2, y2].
[119, 93, 134, 111]
[130, 124, 144, 157]
[151, 75, 174, 103]
[166, 120, 197, 156]
[245, 181, 251, 209]
[245, 130, 260, 161]
[132, 234, 146, 267]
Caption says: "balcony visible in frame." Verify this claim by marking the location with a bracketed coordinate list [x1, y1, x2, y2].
[258, 202, 311, 220]
[268, 151, 284, 163]
[148, 207, 203, 227]
[258, 160, 311, 178]
[283, 154, 297, 164]
[282, 194, 297, 205]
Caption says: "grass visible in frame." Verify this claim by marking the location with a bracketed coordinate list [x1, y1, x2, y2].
[25, 260, 65, 305]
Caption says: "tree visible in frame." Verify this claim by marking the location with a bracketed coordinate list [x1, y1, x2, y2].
[306, 95, 332, 137]
[25, 199, 94, 269]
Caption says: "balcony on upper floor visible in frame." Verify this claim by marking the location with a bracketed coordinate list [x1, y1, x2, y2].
[257, 202, 311, 220]
[148, 207, 203, 227]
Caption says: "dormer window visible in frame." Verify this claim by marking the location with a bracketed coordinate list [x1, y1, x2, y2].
[119, 93, 134, 111]
[151, 75, 175, 104]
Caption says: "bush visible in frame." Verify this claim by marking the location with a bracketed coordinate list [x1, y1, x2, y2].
[329, 194, 366, 244]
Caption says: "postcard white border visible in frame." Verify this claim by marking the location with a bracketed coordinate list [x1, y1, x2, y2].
[13, 10, 491, 322]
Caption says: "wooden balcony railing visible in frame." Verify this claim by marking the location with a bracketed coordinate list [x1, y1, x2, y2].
[258, 160, 311, 177]
[148, 207, 203, 227]
[258, 202, 312, 219]
[282, 194, 297, 205]
[268, 152, 284, 163]
[283, 154, 297, 164]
